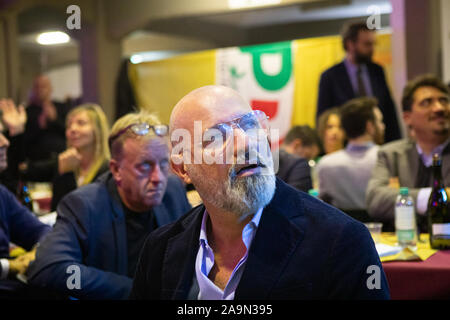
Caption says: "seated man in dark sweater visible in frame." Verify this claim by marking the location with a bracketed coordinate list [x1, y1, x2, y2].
[0, 121, 51, 298]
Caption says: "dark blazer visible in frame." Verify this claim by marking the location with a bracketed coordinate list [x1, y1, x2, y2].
[0, 184, 51, 259]
[130, 178, 390, 300]
[27, 172, 191, 300]
[50, 161, 110, 211]
[276, 149, 312, 192]
[0, 184, 51, 292]
[317, 60, 401, 143]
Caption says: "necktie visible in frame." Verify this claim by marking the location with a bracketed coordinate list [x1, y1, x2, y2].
[357, 66, 367, 97]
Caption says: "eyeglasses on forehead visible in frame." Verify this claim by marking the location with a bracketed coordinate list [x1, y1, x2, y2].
[108, 123, 169, 147]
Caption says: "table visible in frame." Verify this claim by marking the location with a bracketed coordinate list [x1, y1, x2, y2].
[380, 233, 450, 299]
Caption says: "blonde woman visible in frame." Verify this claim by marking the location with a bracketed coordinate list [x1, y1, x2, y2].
[51, 103, 110, 211]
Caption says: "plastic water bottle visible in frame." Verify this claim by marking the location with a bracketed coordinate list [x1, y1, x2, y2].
[308, 189, 319, 198]
[395, 187, 417, 247]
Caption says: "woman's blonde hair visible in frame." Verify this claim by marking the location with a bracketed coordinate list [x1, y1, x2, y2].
[66, 103, 110, 185]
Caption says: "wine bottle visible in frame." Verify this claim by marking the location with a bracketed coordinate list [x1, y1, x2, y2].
[427, 154, 450, 249]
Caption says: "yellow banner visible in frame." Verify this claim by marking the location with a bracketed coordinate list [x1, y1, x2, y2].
[129, 33, 391, 127]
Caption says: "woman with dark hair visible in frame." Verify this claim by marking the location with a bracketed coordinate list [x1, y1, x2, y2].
[317, 107, 346, 155]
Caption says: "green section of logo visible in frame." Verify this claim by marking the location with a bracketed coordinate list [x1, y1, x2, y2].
[240, 41, 292, 91]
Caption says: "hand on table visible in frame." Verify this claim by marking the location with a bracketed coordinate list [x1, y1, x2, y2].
[8, 248, 36, 276]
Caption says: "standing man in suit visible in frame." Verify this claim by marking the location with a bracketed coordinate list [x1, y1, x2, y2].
[366, 74, 450, 232]
[317, 21, 401, 143]
[27, 110, 191, 299]
[130, 85, 389, 300]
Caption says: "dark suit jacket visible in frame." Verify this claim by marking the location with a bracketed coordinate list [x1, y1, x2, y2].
[0, 184, 51, 261]
[317, 60, 401, 143]
[0, 184, 51, 293]
[276, 149, 312, 192]
[27, 172, 191, 300]
[130, 178, 390, 300]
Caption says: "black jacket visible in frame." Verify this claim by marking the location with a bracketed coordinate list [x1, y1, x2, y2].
[317, 60, 401, 143]
[130, 178, 390, 300]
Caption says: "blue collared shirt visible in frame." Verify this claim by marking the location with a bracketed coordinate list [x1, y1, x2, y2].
[344, 58, 374, 97]
[195, 208, 263, 300]
[416, 138, 450, 167]
[346, 141, 376, 153]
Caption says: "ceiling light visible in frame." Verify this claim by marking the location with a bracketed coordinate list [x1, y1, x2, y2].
[36, 31, 70, 45]
[228, 0, 281, 9]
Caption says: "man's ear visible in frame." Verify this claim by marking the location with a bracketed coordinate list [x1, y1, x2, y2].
[109, 159, 121, 186]
[170, 154, 192, 184]
[366, 120, 375, 136]
[292, 138, 303, 152]
[402, 111, 411, 126]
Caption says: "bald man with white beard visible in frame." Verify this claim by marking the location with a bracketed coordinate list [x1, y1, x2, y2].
[130, 85, 389, 300]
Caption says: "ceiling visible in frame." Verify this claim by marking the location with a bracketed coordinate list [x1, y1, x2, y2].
[15, 0, 392, 67]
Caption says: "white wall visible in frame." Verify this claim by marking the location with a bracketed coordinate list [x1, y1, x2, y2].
[45, 63, 82, 102]
[441, 0, 450, 84]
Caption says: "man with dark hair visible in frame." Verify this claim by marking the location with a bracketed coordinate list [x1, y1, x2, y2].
[366, 74, 450, 231]
[317, 21, 401, 143]
[317, 97, 385, 211]
[274, 125, 320, 192]
[282, 125, 322, 160]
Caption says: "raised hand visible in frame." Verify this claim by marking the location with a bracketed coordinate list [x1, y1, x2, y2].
[0, 99, 27, 136]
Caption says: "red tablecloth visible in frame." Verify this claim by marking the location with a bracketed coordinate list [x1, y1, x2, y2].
[383, 250, 450, 299]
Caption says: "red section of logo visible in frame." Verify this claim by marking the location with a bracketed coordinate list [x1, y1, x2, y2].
[251, 100, 278, 119]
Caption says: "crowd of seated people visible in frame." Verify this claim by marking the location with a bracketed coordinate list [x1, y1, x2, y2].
[1, 20, 449, 301]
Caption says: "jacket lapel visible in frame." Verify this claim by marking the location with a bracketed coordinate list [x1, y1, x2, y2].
[401, 141, 419, 187]
[161, 206, 204, 299]
[106, 175, 128, 276]
[235, 180, 305, 299]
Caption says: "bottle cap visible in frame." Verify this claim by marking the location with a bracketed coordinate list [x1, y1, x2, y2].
[308, 189, 319, 197]
[432, 153, 442, 166]
[399, 187, 409, 196]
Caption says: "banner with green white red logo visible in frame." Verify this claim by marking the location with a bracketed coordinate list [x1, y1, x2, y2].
[215, 41, 294, 147]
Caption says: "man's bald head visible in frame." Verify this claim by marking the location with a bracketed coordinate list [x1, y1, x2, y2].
[169, 85, 251, 137]
[31, 74, 52, 104]
[169, 85, 276, 218]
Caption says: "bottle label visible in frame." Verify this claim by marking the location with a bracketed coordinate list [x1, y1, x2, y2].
[395, 207, 415, 229]
[397, 230, 415, 243]
[432, 223, 450, 236]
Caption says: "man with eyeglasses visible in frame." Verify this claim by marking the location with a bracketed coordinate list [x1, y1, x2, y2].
[367, 74, 450, 232]
[27, 110, 191, 299]
[130, 85, 389, 300]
